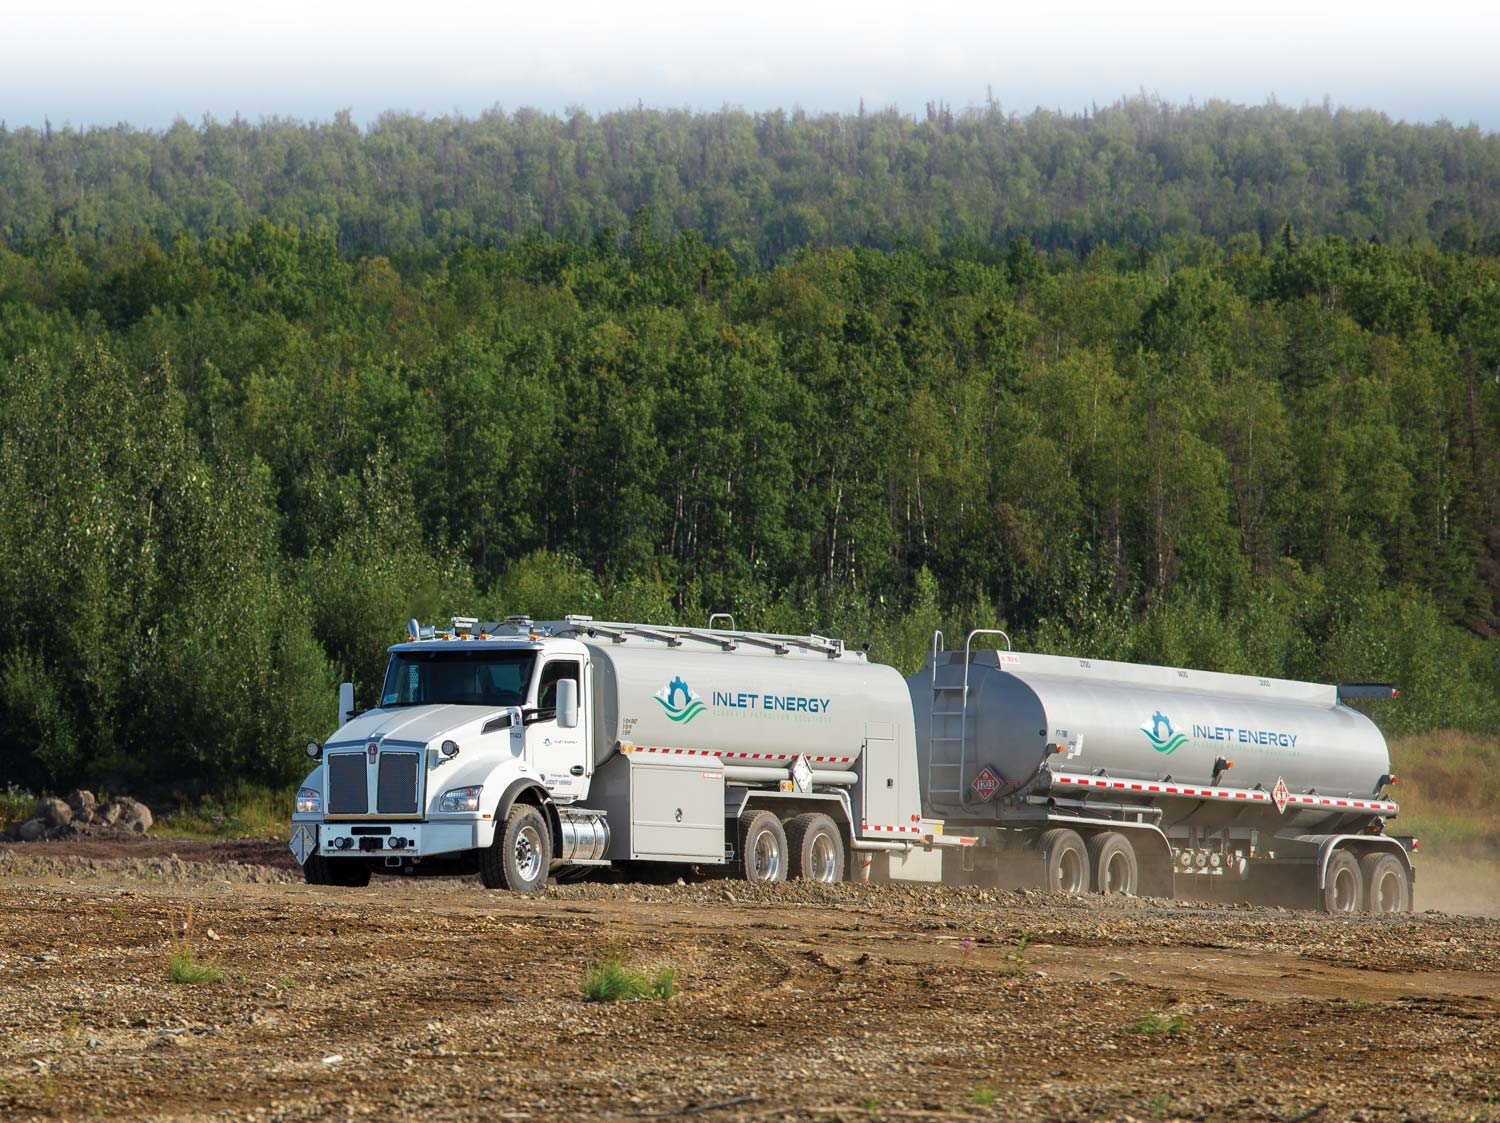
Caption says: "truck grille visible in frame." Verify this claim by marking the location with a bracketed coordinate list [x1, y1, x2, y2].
[376, 752, 421, 815]
[327, 753, 368, 815]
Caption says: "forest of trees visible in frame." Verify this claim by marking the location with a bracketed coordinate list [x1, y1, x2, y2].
[3, 100, 1500, 794]
[4, 98, 1500, 262]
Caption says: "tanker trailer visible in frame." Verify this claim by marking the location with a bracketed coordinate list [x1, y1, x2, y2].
[909, 632, 1414, 913]
[290, 615, 966, 891]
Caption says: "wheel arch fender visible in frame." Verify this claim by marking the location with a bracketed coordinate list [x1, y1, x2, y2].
[492, 777, 560, 857]
[1315, 834, 1413, 889]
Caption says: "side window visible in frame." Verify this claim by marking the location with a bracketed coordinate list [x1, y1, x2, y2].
[536, 660, 580, 715]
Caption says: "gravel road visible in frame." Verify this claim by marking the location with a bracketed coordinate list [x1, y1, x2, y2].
[2, 845, 1498, 1122]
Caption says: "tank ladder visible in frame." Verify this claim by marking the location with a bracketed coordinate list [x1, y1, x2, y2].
[927, 629, 1011, 800]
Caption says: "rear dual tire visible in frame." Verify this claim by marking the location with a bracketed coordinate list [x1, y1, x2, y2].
[1086, 831, 1140, 896]
[1322, 849, 1364, 913]
[1040, 828, 1090, 893]
[1361, 851, 1412, 914]
[737, 811, 847, 883]
[786, 813, 846, 883]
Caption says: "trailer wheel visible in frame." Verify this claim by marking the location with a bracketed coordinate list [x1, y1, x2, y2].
[480, 804, 551, 892]
[1086, 832, 1139, 895]
[786, 813, 845, 882]
[1361, 852, 1411, 913]
[1321, 848, 1364, 913]
[1040, 829, 1090, 894]
[736, 811, 788, 882]
[302, 855, 371, 888]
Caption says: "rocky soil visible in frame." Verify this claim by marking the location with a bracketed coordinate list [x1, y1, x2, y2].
[2, 847, 1498, 1122]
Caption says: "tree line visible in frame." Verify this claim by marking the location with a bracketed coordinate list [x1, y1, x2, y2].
[1, 215, 1499, 792]
[4, 97, 1500, 264]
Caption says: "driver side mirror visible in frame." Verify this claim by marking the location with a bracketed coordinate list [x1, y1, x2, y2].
[556, 678, 579, 729]
[338, 682, 356, 727]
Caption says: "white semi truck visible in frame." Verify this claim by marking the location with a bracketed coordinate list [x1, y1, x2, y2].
[290, 616, 1414, 912]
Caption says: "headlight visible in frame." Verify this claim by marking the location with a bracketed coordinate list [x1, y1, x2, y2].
[438, 785, 483, 813]
[295, 786, 322, 814]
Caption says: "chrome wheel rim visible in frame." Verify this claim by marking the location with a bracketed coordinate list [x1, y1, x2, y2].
[1103, 851, 1133, 894]
[809, 833, 839, 882]
[515, 824, 544, 883]
[752, 828, 783, 880]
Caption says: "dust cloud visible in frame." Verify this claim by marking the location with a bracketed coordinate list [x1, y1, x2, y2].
[1416, 854, 1500, 917]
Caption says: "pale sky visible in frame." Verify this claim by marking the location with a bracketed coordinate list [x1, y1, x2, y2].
[2, 0, 1497, 130]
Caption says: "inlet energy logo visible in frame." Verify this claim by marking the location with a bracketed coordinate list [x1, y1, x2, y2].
[1142, 711, 1187, 755]
[655, 676, 705, 724]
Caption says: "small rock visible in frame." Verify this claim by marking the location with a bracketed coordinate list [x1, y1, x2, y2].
[322, 1054, 343, 1065]
[85, 1037, 103, 1048]
[17, 818, 46, 842]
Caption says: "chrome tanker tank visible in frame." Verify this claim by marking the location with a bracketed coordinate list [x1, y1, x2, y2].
[565, 626, 916, 773]
[909, 648, 1394, 830]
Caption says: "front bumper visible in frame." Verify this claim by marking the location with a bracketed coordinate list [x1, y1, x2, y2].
[289, 819, 494, 863]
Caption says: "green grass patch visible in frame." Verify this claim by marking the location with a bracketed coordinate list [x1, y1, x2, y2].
[581, 956, 678, 1002]
[1, 784, 36, 832]
[168, 949, 222, 985]
[972, 1083, 997, 1107]
[1002, 931, 1033, 976]
[1387, 731, 1500, 855]
[1127, 1013, 1193, 1035]
[155, 784, 294, 841]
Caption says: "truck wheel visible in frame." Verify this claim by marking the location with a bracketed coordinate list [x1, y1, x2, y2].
[1361, 852, 1411, 913]
[786, 813, 845, 882]
[736, 811, 788, 882]
[1040, 829, 1090, 894]
[303, 855, 371, 888]
[1321, 849, 1364, 913]
[1086, 832, 1138, 895]
[480, 804, 551, 892]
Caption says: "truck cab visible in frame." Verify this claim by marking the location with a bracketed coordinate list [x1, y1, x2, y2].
[291, 616, 599, 890]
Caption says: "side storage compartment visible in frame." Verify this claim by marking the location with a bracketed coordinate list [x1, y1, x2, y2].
[592, 752, 725, 863]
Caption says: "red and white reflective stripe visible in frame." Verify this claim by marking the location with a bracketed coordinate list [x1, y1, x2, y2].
[1050, 773, 1397, 814]
[623, 744, 854, 764]
[861, 823, 922, 834]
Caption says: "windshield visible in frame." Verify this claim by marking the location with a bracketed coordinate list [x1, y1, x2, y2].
[380, 650, 537, 708]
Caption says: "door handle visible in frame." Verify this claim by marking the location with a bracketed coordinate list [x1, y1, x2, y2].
[570, 765, 585, 776]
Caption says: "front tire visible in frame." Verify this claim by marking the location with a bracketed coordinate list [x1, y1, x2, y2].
[480, 803, 552, 892]
[303, 855, 372, 888]
[736, 811, 788, 882]
[786, 813, 845, 882]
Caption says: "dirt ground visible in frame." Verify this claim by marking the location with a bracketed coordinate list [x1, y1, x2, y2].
[2, 841, 1499, 1123]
